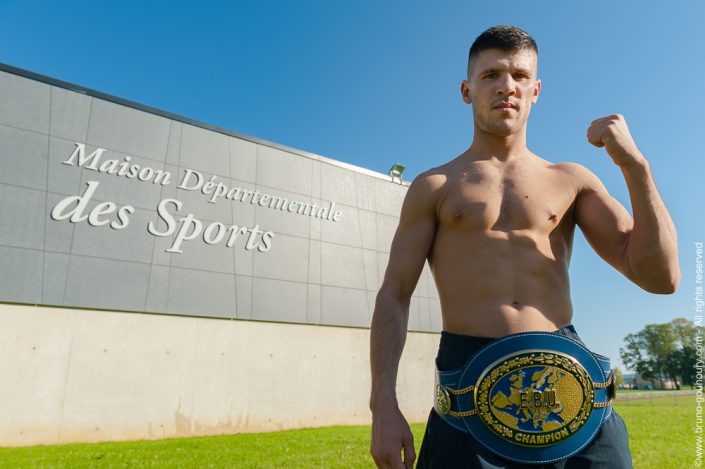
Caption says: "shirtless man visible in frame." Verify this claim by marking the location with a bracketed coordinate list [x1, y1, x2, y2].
[369, 25, 680, 468]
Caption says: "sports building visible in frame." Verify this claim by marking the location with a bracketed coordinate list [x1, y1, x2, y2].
[0, 64, 442, 446]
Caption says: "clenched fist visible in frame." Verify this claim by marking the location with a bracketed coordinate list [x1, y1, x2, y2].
[587, 114, 646, 168]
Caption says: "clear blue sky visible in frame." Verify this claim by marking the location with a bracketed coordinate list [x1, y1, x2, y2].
[1, 1, 702, 372]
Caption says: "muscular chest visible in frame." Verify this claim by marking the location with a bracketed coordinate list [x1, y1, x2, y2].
[438, 166, 575, 233]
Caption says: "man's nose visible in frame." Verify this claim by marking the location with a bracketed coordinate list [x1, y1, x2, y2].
[495, 75, 517, 95]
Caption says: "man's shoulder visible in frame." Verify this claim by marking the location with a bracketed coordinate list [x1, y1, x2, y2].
[548, 161, 605, 193]
[408, 165, 448, 193]
[523, 159, 600, 207]
[549, 161, 588, 174]
[397, 165, 451, 218]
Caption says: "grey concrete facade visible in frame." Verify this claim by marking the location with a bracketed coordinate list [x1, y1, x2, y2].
[0, 304, 440, 446]
[0, 65, 441, 332]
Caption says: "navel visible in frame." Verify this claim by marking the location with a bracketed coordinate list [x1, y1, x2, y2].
[548, 213, 558, 222]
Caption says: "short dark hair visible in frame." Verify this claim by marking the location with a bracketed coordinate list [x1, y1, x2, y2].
[467, 25, 538, 75]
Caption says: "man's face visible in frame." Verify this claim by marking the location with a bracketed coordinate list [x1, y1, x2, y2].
[461, 48, 541, 137]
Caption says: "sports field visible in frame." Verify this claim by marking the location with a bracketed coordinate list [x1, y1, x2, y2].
[0, 394, 693, 468]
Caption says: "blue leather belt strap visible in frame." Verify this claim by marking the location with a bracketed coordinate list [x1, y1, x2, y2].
[433, 331, 616, 465]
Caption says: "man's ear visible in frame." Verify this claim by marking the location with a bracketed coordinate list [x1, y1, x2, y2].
[531, 79, 541, 104]
[461, 80, 472, 105]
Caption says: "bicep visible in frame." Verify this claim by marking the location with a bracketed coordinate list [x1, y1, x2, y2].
[574, 169, 634, 277]
[380, 178, 438, 302]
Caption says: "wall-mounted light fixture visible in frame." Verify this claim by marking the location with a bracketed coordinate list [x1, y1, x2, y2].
[389, 163, 405, 184]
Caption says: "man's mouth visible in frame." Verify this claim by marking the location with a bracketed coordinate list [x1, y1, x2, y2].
[494, 102, 518, 110]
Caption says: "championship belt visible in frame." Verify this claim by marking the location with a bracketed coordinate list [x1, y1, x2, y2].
[433, 331, 616, 465]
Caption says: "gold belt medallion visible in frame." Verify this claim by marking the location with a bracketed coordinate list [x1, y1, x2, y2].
[474, 350, 594, 447]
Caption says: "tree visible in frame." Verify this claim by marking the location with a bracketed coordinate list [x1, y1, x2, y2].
[612, 367, 624, 387]
[620, 318, 697, 389]
[666, 345, 696, 388]
[620, 332, 657, 388]
[668, 318, 699, 388]
[671, 317, 698, 348]
[641, 323, 677, 389]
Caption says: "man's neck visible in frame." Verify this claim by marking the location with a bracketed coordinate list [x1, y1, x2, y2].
[466, 128, 529, 163]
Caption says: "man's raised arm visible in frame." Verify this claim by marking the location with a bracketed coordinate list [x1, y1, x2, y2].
[574, 114, 680, 294]
[369, 172, 439, 469]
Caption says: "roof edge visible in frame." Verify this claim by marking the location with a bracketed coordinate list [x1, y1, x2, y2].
[0, 62, 410, 186]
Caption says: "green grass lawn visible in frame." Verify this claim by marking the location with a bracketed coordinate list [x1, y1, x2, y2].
[617, 394, 693, 469]
[0, 395, 693, 468]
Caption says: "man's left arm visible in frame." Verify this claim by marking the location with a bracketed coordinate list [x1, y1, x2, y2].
[574, 114, 680, 294]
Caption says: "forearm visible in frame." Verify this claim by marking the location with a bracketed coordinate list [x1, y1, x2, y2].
[369, 291, 410, 412]
[621, 156, 680, 293]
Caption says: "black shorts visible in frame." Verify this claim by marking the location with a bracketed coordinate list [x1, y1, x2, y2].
[416, 325, 633, 468]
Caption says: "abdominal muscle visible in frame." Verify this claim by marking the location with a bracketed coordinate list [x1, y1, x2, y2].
[429, 228, 574, 338]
